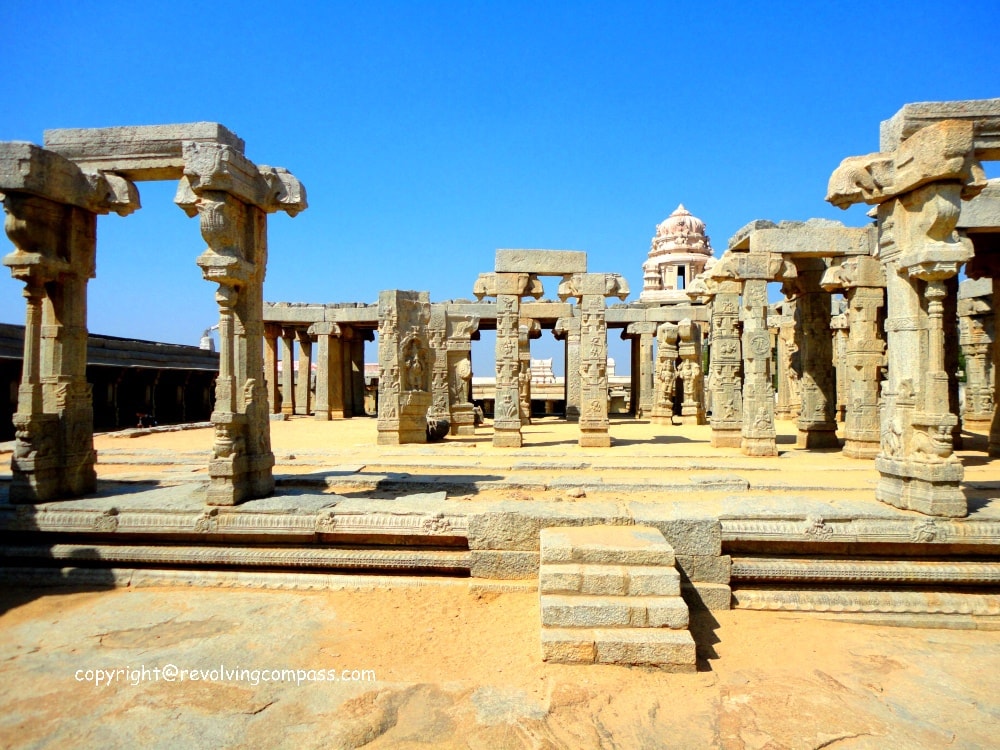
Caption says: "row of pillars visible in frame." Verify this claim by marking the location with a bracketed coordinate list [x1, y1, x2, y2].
[262, 324, 370, 419]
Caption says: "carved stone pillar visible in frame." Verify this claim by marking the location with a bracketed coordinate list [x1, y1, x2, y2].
[427, 305, 450, 427]
[474, 272, 542, 447]
[741, 279, 777, 456]
[773, 302, 798, 421]
[295, 329, 312, 416]
[310, 321, 341, 420]
[708, 281, 743, 447]
[377, 290, 431, 444]
[625, 321, 656, 418]
[280, 328, 296, 415]
[677, 319, 706, 425]
[559, 273, 630, 447]
[517, 318, 540, 425]
[446, 312, 480, 435]
[831, 311, 849, 423]
[263, 323, 281, 413]
[651, 323, 677, 425]
[788, 260, 839, 449]
[176, 139, 305, 505]
[992, 277, 1000, 456]
[2, 143, 138, 502]
[958, 288, 993, 431]
[338, 328, 354, 419]
[554, 316, 581, 422]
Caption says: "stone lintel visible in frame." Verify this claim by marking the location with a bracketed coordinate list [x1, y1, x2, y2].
[307, 321, 341, 337]
[880, 98, 1000, 159]
[641, 306, 712, 324]
[958, 179, 1000, 230]
[0, 141, 138, 215]
[495, 249, 587, 275]
[752, 224, 874, 258]
[728, 220, 778, 250]
[263, 304, 327, 324]
[958, 277, 994, 300]
[520, 301, 573, 320]
[43, 122, 245, 181]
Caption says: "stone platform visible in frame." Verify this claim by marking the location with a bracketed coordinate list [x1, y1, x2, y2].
[0, 416, 998, 625]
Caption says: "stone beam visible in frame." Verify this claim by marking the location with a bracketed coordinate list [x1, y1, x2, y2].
[495, 249, 587, 275]
[880, 98, 1000, 160]
[959, 179, 1000, 230]
[750, 223, 875, 258]
[43, 123, 245, 181]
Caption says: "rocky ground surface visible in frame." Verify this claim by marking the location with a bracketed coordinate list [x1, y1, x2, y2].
[1, 416, 998, 747]
[2, 583, 999, 749]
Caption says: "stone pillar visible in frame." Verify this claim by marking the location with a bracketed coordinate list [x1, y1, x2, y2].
[992, 277, 1000, 456]
[295, 329, 312, 416]
[176, 143, 305, 504]
[377, 290, 431, 444]
[446, 312, 480, 435]
[263, 323, 281, 413]
[788, 260, 839, 449]
[773, 302, 799, 420]
[741, 278, 777, 456]
[339, 329, 355, 419]
[831, 310, 849, 423]
[650, 323, 678, 425]
[559, 273, 630, 447]
[958, 286, 993, 431]
[280, 328, 296, 416]
[427, 305, 450, 428]
[625, 321, 656, 418]
[554, 316, 581, 422]
[310, 321, 341, 421]
[351, 334, 370, 417]
[708, 281, 743, 447]
[1, 144, 138, 502]
[517, 318, 540, 425]
[474, 272, 541, 447]
[677, 319, 706, 425]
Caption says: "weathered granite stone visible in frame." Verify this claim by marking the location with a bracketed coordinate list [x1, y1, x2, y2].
[539, 526, 675, 566]
[495, 249, 587, 274]
[468, 550, 538, 579]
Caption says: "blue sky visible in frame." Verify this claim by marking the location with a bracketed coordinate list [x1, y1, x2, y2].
[2, 1, 998, 373]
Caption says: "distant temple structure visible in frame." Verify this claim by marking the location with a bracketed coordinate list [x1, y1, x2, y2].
[640, 204, 716, 304]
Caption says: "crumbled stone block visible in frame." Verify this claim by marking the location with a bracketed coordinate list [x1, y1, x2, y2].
[469, 550, 538, 579]
[495, 249, 587, 275]
[682, 582, 732, 611]
[540, 526, 675, 566]
[540, 594, 688, 629]
[674, 554, 732, 584]
[541, 629, 596, 663]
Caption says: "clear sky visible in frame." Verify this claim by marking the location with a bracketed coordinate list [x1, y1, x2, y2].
[2, 1, 998, 374]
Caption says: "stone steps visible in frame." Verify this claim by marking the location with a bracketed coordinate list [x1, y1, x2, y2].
[538, 525, 696, 670]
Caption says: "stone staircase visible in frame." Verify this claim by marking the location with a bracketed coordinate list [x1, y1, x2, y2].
[539, 525, 697, 671]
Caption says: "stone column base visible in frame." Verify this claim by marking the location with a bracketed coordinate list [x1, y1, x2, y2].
[679, 410, 705, 426]
[742, 437, 777, 457]
[875, 456, 966, 517]
[710, 429, 742, 448]
[796, 427, 840, 450]
[963, 418, 992, 432]
[842, 439, 880, 460]
[579, 430, 611, 448]
[206, 452, 276, 506]
[449, 406, 476, 436]
[493, 428, 522, 448]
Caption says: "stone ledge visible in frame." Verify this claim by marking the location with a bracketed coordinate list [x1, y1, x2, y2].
[539, 563, 680, 596]
[540, 594, 689, 629]
[540, 526, 675, 566]
[541, 627, 696, 669]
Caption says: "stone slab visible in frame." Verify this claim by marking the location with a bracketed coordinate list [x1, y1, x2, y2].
[541, 628, 696, 669]
[495, 249, 587, 275]
[626, 505, 722, 555]
[541, 594, 689, 629]
[880, 98, 1000, 158]
[539, 526, 675, 566]
[539, 563, 680, 596]
[958, 179, 1000, 230]
[466, 502, 628, 551]
[44, 122, 245, 181]
[469, 550, 539, 579]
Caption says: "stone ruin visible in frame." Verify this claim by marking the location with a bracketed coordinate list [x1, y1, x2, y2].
[0, 123, 306, 506]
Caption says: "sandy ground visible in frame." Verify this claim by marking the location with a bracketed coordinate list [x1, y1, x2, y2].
[2, 417, 999, 747]
[2, 584, 999, 749]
